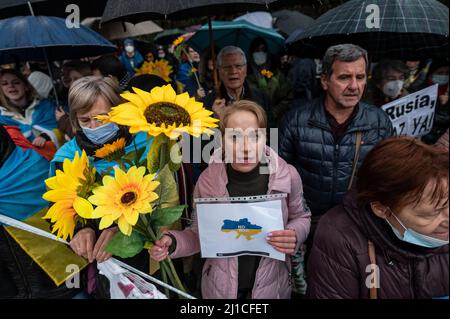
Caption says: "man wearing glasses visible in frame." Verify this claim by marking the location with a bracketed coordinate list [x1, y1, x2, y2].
[203, 46, 273, 128]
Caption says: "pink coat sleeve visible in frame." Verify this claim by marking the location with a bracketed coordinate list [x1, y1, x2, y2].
[285, 165, 311, 252]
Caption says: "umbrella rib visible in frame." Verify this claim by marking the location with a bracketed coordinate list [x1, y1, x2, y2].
[396, 0, 408, 32]
[417, 0, 432, 33]
[353, 0, 366, 33]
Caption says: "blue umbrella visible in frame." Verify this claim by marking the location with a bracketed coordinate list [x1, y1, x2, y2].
[187, 20, 285, 56]
[0, 15, 117, 64]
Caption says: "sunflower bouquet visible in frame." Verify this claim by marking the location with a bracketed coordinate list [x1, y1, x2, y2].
[135, 60, 173, 82]
[43, 84, 219, 297]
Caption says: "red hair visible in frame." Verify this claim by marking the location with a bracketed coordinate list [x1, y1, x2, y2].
[357, 136, 449, 211]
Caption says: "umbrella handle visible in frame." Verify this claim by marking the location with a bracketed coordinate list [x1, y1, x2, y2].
[42, 48, 60, 107]
[208, 18, 221, 99]
[28, 1, 60, 106]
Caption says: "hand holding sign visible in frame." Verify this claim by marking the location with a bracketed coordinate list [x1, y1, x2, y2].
[266, 229, 297, 255]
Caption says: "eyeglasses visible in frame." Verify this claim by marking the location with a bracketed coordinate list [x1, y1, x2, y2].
[219, 64, 246, 73]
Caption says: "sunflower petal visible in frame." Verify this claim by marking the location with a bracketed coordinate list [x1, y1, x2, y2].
[118, 216, 132, 236]
[73, 197, 94, 218]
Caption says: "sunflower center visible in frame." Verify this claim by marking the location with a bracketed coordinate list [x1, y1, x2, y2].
[121, 191, 137, 205]
[144, 102, 191, 127]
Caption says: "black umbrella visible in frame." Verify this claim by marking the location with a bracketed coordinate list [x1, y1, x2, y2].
[0, 0, 108, 19]
[101, 0, 279, 94]
[287, 0, 449, 61]
[272, 9, 315, 36]
[101, 0, 278, 23]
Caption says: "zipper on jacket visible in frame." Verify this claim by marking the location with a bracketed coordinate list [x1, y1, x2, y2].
[2, 227, 31, 298]
[331, 143, 340, 202]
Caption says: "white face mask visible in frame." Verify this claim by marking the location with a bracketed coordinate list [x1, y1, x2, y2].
[253, 52, 267, 66]
[431, 75, 449, 86]
[382, 80, 404, 98]
[125, 45, 134, 54]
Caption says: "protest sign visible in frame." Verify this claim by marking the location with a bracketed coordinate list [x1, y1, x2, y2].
[382, 84, 438, 137]
[196, 199, 285, 261]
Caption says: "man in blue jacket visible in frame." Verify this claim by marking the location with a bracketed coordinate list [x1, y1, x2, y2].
[279, 44, 394, 242]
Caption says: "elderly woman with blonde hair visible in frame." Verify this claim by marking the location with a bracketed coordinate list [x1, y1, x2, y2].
[50, 76, 153, 298]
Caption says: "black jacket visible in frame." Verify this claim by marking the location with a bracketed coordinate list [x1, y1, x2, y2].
[307, 190, 448, 299]
[203, 82, 275, 128]
[279, 97, 394, 216]
[0, 228, 79, 299]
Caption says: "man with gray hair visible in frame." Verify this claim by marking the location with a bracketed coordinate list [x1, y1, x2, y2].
[279, 44, 393, 244]
[202, 46, 273, 127]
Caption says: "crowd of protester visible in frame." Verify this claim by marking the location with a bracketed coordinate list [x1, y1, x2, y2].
[0, 34, 448, 299]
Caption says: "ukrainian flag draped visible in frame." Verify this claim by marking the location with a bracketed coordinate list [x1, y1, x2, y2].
[0, 145, 87, 286]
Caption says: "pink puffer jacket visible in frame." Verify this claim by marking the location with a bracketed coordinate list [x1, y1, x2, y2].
[169, 146, 311, 299]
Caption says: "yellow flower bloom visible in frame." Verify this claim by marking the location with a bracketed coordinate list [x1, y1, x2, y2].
[42, 151, 96, 241]
[103, 84, 219, 139]
[135, 60, 173, 82]
[261, 69, 274, 79]
[94, 138, 126, 160]
[88, 166, 160, 236]
[172, 36, 184, 47]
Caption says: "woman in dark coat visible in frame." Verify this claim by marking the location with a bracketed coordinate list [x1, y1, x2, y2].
[307, 136, 448, 299]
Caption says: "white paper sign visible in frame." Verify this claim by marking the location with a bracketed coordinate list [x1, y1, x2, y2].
[196, 199, 285, 261]
[381, 84, 438, 137]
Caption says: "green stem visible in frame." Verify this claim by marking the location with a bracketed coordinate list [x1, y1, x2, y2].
[159, 135, 168, 168]
[147, 225, 186, 293]
[164, 258, 186, 295]
[157, 136, 168, 207]
[160, 260, 185, 299]
[132, 137, 139, 166]
[160, 266, 170, 298]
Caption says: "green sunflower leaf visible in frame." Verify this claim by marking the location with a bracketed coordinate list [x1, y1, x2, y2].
[150, 205, 187, 227]
[155, 165, 180, 208]
[168, 139, 182, 172]
[147, 135, 166, 174]
[105, 231, 145, 258]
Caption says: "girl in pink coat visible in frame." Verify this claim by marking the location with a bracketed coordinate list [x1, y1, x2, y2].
[150, 100, 311, 299]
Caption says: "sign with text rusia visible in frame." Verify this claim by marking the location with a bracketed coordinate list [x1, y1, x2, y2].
[196, 195, 285, 261]
[382, 84, 439, 137]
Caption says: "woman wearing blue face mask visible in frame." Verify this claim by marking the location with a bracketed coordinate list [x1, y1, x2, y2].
[307, 136, 448, 299]
[49, 76, 153, 298]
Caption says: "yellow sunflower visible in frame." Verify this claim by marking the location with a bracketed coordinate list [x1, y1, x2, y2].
[135, 60, 173, 82]
[88, 166, 160, 236]
[42, 150, 96, 241]
[172, 36, 184, 47]
[94, 137, 126, 160]
[261, 69, 274, 79]
[98, 84, 219, 139]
